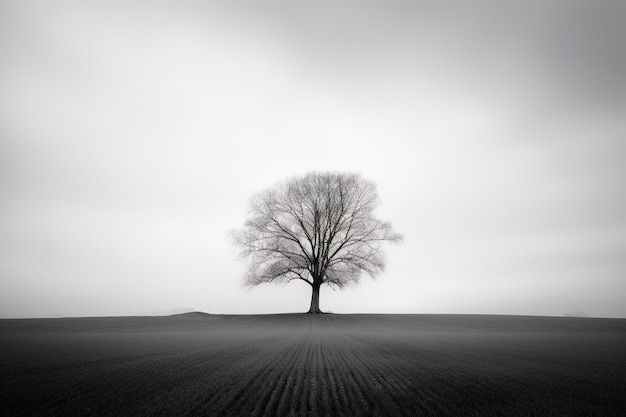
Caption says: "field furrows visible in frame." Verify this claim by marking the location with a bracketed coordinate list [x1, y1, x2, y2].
[1, 314, 625, 417]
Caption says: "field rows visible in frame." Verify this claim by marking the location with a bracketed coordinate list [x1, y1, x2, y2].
[1, 314, 625, 416]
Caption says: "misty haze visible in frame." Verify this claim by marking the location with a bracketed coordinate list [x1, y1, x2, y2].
[1, 1, 625, 416]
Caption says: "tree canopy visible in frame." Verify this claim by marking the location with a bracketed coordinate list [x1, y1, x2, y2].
[231, 172, 402, 313]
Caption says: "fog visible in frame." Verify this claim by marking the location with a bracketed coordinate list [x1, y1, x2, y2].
[2, 0, 625, 318]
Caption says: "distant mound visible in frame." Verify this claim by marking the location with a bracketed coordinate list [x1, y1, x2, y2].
[563, 311, 590, 318]
[169, 311, 212, 318]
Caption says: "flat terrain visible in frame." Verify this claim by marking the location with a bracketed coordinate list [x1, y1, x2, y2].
[1, 313, 625, 416]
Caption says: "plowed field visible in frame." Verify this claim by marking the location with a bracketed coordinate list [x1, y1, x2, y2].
[1, 314, 625, 416]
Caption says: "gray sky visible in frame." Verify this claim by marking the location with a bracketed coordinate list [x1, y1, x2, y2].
[2, 0, 625, 318]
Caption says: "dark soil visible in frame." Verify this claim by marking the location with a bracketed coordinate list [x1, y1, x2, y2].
[1, 314, 625, 416]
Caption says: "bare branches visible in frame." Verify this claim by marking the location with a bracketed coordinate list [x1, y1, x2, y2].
[231, 172, 403, 294]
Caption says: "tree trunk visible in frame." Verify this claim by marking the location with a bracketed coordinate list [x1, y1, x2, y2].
[308, 282, 322, 314]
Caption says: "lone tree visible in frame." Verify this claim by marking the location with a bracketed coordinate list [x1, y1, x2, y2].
[231, 172, 402, 314]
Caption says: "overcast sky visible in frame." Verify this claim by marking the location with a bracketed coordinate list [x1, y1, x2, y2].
[2, 0, 625, 318]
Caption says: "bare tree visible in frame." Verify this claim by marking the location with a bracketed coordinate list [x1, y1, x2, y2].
[231, 172, 403, 314]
